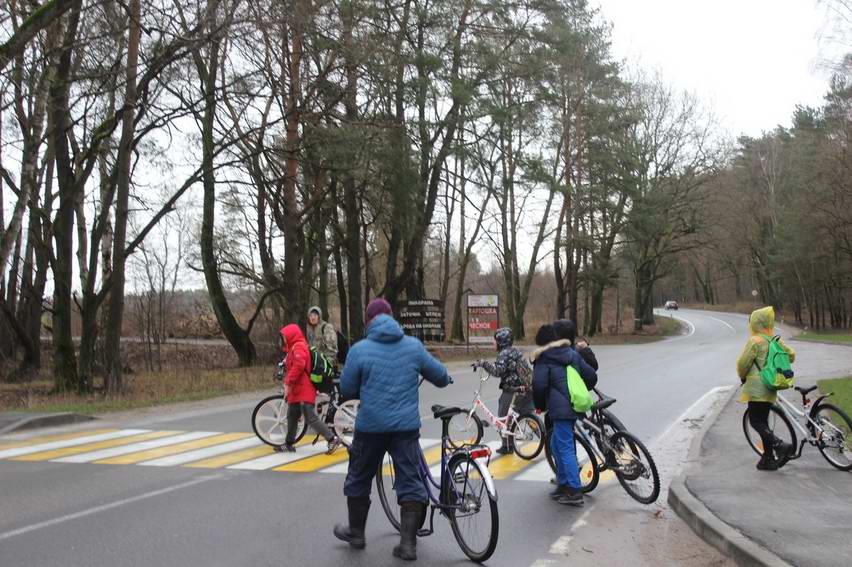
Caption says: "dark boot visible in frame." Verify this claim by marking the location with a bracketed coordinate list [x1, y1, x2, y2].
[773, 440, 793, 463]
[549, 484, 569, 500]
[556, 487, 584, 507]
[333, 497, 370, 549]
[496, 438, 511, 455]
[756, 452, 778, 471]
[393, 501, 424, 561]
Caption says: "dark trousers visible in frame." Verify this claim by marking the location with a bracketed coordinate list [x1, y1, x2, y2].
[498, 389, 535, 417]
[285, 402, 332, 444]
[747, 401, 777, 457]
[344, 429, 427, 504]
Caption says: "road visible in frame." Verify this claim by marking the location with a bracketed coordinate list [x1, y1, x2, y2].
[3, 309, 850, 566]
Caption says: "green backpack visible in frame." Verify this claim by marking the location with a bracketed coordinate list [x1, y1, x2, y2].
[754, 334, 794, 391]
[309, 347, 336, 393]
[566, 365, 594, 413]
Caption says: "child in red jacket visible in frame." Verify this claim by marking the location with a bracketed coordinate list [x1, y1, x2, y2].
[279, 324, 341, 454]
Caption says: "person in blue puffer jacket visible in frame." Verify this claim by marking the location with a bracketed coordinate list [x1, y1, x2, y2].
[532, 323, 597, 507]
[333, 298, 450, 561]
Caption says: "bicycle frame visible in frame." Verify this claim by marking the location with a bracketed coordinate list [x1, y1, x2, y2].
[773, 393, 839, 458]
[464, 371, 522, 437]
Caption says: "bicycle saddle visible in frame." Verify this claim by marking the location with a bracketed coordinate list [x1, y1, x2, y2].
[592, 398, 617, 411]
[794, 385, 817, 395]
[431, 405, 464, 420]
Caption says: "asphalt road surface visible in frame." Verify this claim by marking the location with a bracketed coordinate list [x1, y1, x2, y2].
[3, 309, 850, 566]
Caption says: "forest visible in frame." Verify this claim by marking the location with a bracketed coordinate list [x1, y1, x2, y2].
[0, 0, 849, 393]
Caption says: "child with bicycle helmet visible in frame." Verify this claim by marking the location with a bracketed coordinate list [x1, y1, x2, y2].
[532, 324, 597, 507]
[737, 306, 796, 470]
[479, 327, 534, 454]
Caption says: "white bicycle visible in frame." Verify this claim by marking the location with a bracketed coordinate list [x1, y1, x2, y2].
[252, 363, 359, 448]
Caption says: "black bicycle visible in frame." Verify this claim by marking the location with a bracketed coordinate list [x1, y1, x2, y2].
[544, 388, 628, 493]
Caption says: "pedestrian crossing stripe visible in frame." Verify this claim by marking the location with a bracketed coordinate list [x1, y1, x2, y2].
[0, 427, 555, 481]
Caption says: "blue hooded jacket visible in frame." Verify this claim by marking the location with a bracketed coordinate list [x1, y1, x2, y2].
[340, 314, 450, 433]
[532, 341, 598, 420]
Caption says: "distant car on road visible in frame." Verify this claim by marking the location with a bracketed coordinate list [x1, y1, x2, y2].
[664, 300, 679, 310]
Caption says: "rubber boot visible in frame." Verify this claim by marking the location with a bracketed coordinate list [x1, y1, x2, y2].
[496, 437, 511, 455]
[393, 501, 424, 561]
[756, 452, 778, 471]
[773, 440, 793, 465]
[333, 497, 370, 549]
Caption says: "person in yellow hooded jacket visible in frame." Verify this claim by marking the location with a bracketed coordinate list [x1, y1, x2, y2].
[736, 306, 796, 470]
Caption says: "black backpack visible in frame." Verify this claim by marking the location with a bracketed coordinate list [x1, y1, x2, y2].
[336, 330, 350, 365]
[309, 347, 336, 393]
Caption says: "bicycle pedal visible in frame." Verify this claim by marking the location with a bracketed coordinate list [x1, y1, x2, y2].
[416, 528, 432, 537]
[482, 422, 490, 428]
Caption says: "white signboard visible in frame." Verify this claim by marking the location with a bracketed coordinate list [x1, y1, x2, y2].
[468, 294, 499, 307]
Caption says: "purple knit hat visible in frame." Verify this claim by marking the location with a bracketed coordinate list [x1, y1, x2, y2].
[365, 298, 393, 325]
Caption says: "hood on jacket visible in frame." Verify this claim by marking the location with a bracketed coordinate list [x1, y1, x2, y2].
[536, 342, 581, 367]
[749, 306, 775, 336]
[531, 339, 572, 362]
[308, 306, 323, 322]
[281, 324, 308, 352]
[494, 327, 513, 350]
[366, 314, 405, 344]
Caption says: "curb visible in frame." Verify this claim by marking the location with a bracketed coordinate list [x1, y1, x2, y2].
[667, 388, 793, 567]
[0, 413, 96, 435]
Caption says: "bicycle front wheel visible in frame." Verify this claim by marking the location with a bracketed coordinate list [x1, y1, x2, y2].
[510, 413, 544, 460]
[376, 453, 401, 531]
[251, 396, 306, 447]
[813, 403, 852, 471]
[333, 399, 359, 447]
[610, 431, 660, 505]
[742, 404, 797, 466]
[446, 411, 484, 449]
[444, 453, 499, 563]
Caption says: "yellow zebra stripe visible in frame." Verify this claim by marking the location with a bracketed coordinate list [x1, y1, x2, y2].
[95, 432, 253, 465]
[11, 431, 178, 461]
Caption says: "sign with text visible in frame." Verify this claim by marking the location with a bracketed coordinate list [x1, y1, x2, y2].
[398, 299, 445, 343]
[467, 295, 499, 344]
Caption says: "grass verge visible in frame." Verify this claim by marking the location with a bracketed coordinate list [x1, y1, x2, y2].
[817, 377, 852, 422]
[795, 332, 852, 345]
[0, 366, 275, 415]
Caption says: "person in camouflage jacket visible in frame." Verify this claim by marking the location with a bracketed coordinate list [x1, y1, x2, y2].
[480, 327, 534, 454]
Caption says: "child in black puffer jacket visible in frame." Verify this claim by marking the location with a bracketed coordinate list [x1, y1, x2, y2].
[480, 327, 534, 454]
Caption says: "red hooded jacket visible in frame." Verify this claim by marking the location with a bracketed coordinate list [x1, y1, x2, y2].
[281, 324, 316, 405]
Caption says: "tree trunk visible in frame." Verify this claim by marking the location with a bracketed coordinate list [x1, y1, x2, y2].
[49, 6, 81, 391]
[196, 6, 255, 366]
[103, 0, 142, 393]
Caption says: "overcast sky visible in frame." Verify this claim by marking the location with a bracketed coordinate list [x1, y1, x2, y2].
[597, 0, 841, 138]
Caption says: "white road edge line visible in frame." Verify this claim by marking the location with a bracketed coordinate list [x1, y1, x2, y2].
[652, 385, 734, 448]
[657, 311, 695, 339]
[708, 315, 736, 332]
[0, 474, 223, 542]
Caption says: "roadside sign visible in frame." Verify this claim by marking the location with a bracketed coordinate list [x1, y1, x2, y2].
[467, 295, 499, 345]
[398, 299, 445, 343]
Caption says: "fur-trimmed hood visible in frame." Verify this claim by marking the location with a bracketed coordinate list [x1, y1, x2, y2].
[530, 339, 573, 362]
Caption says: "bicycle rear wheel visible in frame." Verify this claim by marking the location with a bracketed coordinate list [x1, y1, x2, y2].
[510, 413, 544, 460]
[444, 453, 499, 563]
[376, 453, 401, 531]
[610, 431, 660, 504]
[813, 403, 852, 471]
[251, 396, 306, 447]
[333, 399, 359, 447]
[742, 404, 797, 466]
[446, 411, 483, 449]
